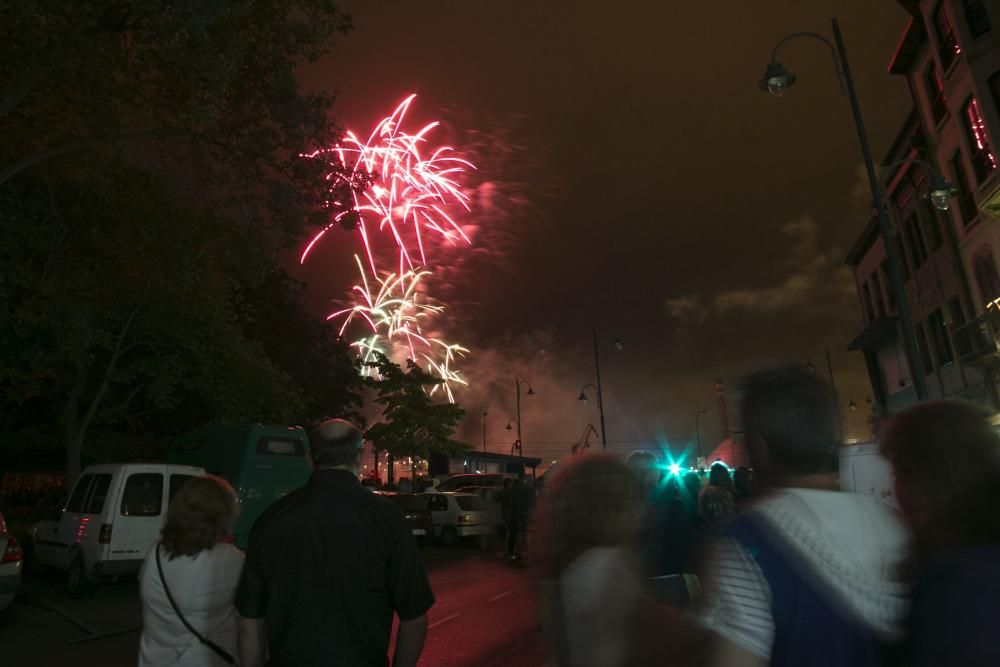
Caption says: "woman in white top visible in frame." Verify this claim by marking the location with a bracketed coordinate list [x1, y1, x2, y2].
[139, 475, 244, 666]
[536, 455, 666, 666]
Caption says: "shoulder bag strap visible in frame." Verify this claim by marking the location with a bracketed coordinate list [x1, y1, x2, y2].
[156, 543, 236, 665]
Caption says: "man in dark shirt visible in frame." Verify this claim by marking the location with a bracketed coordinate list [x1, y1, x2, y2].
[236, 419, 434, 667]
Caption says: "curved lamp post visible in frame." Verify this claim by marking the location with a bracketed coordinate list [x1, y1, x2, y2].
[759, 18, 929, 401]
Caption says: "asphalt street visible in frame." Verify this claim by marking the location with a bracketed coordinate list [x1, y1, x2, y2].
[0, 543, 547, 666]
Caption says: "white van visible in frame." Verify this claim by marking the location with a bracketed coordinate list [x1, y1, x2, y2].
[29, 463, 205, 597]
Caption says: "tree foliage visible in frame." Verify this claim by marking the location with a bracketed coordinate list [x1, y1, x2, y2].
[364, 354, 468, 461]
[0, 1, 362, 482]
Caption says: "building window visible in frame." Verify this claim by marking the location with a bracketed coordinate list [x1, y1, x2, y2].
[974, 248, 1000, 306]
[928, 309, 954, 366]
[881, 261, 896, 312]
[962, 97, 998, 183]
[861, 281, 876, 323]
[923, 62, 948, 124]
[904, 213, 928, 269]
[950, 151, 979, 225]
[932, 2, 962, 70]
[962, 0, 992, 38]
[915, 322, 935, 375]
[871, 270, 887, 318]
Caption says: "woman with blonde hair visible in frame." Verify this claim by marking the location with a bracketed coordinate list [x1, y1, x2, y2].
[538, 455, 673, 666]
[139, 475, 244, 666]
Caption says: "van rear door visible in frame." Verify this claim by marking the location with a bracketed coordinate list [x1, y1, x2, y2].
[108, 470, 165, 564]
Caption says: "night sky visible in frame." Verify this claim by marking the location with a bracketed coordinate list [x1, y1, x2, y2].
[292, 1, 914, 463]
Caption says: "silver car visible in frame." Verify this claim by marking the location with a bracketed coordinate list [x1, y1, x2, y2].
[0, 510, 23, 615]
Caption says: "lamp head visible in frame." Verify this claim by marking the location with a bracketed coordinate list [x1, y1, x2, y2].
[759, 62, 796, 96]
[526, 386, 535, 396]
[927, 174, 958, 211]
[577, 392, 588, 402]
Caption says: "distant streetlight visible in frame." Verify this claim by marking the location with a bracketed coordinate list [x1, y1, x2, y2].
[578, 383, 606, 450]
[579, 329, 621, 450]
[481, 412, 488, 452]
[759, 18, 928, 401]
[513, 378, 534, 460]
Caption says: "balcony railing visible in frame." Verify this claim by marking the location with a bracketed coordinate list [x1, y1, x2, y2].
[952, 310, 1000, 364]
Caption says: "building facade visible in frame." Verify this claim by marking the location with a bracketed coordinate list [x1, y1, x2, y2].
[847, 0, 1000, 417]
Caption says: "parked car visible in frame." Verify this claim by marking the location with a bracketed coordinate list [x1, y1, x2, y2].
[167, 424, 311, 548]
[454, 486, 504, 535]
[436, 473, 514, 492]
[418, 492, 494, 546]
[380, 493, 434, 547]
[0, 510, 23, 617]
[29, 463, 206, 597]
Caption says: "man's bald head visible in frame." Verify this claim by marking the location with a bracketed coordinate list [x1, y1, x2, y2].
[309, 419, 364, 469]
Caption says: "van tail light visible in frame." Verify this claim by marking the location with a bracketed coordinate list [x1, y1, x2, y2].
[457, 515, 473, 524]
[221, 534, 235, 545]
[2, 536, 23, 564]
[99, 524, 113, 544]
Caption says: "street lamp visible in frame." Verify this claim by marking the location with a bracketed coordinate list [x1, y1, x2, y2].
[578, 383, 607, 450]
[695, 408, 707, 460]
[513, 378, 534, 460]
[759, 18, 929, 401]
[505, 419, 521, 456]
[879, 158, 958, 212]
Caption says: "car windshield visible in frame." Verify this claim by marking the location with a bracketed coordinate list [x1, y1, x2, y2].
[455, 495, 486, 511]
[390, 495, 428, 512]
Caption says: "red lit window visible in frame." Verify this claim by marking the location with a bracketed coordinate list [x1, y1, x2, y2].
[933, 2, 961, 70]
[963, 97, 998, 183]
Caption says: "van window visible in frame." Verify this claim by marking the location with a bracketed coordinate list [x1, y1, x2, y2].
[83, 474, 112, 514]
[257, 437, 304, 456]
[456, 495, 486, 511]
[120, 473, 164, 517]
[169, 474, 196, 502]
[66, 475, 93, 513]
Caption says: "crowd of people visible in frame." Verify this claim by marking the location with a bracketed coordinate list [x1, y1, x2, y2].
[133, 363, 1000, 666]
[536, 366, 1000, 666]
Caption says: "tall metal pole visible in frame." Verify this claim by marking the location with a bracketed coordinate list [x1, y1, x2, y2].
[482, 412, 488, 452]
[592, 328, 608, 450]
[695, 409, 705, 460]
[515, 378, 523, 460]
[832, 17, 928, 401]
[825, 348, 845, 442]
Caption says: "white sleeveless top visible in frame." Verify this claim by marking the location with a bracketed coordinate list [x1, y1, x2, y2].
[139, 543, 245, 666]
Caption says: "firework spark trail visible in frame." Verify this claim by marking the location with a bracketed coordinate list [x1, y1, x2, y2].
[302, 95, 476, 401]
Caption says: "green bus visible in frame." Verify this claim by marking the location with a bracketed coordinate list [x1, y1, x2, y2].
[167, 424, 312, 548]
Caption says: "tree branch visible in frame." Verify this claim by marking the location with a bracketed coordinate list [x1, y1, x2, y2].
[97, 383, 144, 421]
[0, 128, 180, 185]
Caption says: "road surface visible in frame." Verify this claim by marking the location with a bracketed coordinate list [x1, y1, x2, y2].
[0, 545, 547, 666]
